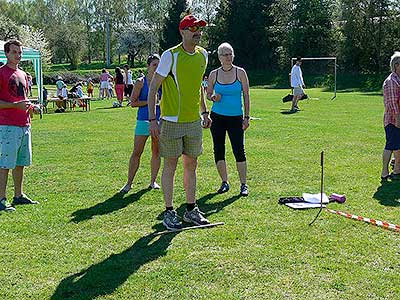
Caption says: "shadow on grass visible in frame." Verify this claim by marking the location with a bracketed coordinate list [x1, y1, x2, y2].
[50, 230, 178, 300]
[95, 106, 123, 110]
[373, 181, 400, 207]
[70, 188, 150, 223]
[280, 110, 297, 115]
[175, 192, 241, 219]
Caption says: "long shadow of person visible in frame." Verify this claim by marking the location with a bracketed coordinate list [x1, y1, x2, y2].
[70, 188, 150, 223]
[50, 229, 177, 300]
[372, 181, 400, 207]
[175, 192, 241, 219]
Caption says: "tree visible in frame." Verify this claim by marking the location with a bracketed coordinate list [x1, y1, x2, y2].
[116, 26, 152, 67]
[0, 14, 20, 40]
[340, 0, 396, 73]
[159, 0, 188, 51]
[211, 0, 276, 70]
[19, 25, 52, 66]
[288, 0, 336, 59]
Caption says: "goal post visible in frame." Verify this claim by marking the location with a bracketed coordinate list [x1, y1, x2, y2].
[291, 57, 337, 100]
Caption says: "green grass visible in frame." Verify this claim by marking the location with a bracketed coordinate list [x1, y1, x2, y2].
[1, 88, 399, 300]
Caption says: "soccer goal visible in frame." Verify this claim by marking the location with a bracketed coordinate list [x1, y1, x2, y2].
[291, 57, 337, 100]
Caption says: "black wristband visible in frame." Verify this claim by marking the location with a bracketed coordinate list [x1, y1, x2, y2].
[201, 111, 209, 115]
[149, 118, 157, 122]
[244, 115, 250, 120]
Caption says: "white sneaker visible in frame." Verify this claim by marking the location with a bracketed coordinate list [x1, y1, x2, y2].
[149, 182, 160, 189]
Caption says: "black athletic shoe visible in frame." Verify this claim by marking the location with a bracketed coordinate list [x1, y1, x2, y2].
[12, 194, 39, 205]
[217, 181, 230, 194]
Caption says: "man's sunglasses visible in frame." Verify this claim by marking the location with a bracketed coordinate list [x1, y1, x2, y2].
[184, 26, 204, 32]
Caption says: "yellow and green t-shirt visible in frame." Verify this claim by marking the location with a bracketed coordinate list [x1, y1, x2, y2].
[157, 43, 208, 123]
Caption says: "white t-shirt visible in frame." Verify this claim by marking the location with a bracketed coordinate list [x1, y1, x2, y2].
[290, 64, 304, 88]
[125, 70, 133, 85]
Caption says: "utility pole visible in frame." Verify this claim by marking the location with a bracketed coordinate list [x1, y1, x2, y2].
[106, 13, 110, 67]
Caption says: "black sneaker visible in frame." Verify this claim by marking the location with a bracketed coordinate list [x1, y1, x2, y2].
[217, 181, 230, 194]
[240, 184, 249, 197]
[12, 194, 39, 205]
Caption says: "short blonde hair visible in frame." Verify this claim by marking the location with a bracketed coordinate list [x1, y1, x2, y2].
[218, 42, 234, 58]
[390, 52, 400, 72]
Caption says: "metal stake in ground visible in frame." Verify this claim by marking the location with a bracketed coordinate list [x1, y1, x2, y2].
[309, 151, 324, 226]
[326, 209, 400, 232]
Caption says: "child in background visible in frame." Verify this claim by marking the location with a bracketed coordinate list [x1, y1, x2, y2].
[87, 78, 94, 97]
[108, 80, 114, 98]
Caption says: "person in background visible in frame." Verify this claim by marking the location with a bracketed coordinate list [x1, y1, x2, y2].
[55, 84, 67, 113]
[124, 64, 134, 104]
[381, 52, 400, 181]
[55, 76, 65, 100]
[114, 67, 125, 107]
[290, 57, 306, 112]
[99, 69, 112, 99]
[206, 42, 250, 196]
[120, 54, 162, 194]
[87, 78, 94, 98]
[108, 80, 114, 99]
[0, 39, 40, 211]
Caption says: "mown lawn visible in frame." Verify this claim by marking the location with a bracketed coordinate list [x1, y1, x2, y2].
[0, 88, 399, 300]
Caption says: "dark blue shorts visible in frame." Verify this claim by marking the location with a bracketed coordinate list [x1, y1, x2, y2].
[385, 124, 400, 150]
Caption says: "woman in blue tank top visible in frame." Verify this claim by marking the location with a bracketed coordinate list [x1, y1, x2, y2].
[120, 54, 162, 193]
[206, 43, 251, 196]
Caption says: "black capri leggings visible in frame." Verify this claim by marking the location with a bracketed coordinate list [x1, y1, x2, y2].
[210, 111, 246, 163]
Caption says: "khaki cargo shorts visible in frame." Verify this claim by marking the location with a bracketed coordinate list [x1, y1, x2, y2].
[159, 119, 203, 158]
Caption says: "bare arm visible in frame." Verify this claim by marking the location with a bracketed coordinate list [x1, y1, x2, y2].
[130, 79, 147, 107]
[206, 70, 221, 102]
[148, 73, 165, 137]
[239, 68, 250, 130]
[200, 84, 211, 128]
[0, 100, 30, 110]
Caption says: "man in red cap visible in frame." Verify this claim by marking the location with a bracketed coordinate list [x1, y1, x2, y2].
[147, 15, 211, 230]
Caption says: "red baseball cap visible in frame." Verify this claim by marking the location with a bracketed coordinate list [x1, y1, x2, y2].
[179, 15, 207, 30]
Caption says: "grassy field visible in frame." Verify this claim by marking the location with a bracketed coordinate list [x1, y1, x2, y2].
[0, 88, 399, 300]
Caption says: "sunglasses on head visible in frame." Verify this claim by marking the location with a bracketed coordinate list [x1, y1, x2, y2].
[184, 26, 203, 32]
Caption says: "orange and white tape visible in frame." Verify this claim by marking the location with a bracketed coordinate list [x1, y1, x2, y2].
[326, 209, 400, 232]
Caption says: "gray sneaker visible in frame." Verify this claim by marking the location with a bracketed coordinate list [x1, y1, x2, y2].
[0, 198, 16, 212]
[162, 210, 182, 230]
[183, 206, 209, 226]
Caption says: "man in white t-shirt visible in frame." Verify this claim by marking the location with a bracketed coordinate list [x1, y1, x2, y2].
[290, 57, 305, 112]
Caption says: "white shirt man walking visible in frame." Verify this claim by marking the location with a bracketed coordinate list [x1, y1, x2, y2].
[290, 57, 305, 112]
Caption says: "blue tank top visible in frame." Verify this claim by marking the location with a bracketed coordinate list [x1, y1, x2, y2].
[212, 68, 243, 116]
[137, 77, 161, 121]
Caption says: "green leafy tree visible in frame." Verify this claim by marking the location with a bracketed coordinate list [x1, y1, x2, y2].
[211, 0, 276, 70]
[288, 0, 336, 58]
[340, 0, 396, 72]
[159, 0, 188, 51]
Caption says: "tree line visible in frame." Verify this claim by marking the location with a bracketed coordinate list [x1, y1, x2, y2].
[1, 0, 399, 74]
